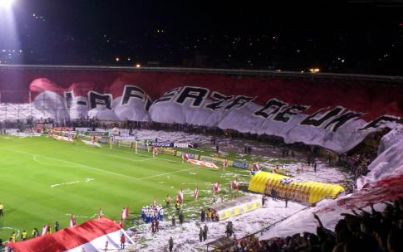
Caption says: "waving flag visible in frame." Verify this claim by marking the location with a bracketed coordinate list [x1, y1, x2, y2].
[41, 225, 49, 236]
[182, 153, 189, 161]
[69, 214, 76, 228]
[213, 182, 221, 194]
[231, 179, 239, 191]
[178, 189, 184, 203]
[98, 208, 104, 219]
[194, 186, 200, 200]
[121, 207, 128, 220]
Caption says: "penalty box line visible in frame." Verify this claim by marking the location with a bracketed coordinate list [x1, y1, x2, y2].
[135, 167, 197, 180]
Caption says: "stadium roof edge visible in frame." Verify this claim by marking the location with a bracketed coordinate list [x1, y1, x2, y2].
[1, 64, 403, 83]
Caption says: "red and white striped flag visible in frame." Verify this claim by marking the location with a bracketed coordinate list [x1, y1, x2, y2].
[98, 208, 104, 219]
[178, 189, 184, 203]
[231, 179, 239, 191]
[41, 225, 49, 236]
[194, 186, 200, 200]
[213, 182, 221, 194]
[121, 207, 129, 220]
[182, 153, 189, 161]
[69, 214, 77, 228]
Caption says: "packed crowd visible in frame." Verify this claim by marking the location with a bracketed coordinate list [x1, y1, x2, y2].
[232, 199, 403, 252]
[339, 129, 390, 182]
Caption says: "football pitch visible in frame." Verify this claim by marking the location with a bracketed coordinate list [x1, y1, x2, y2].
[0, 136, 247, 240]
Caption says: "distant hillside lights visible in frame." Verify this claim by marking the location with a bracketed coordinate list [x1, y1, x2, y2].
[309, 68, 320, 74]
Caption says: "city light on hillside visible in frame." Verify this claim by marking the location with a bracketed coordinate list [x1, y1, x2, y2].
[309, 68, 320, 73]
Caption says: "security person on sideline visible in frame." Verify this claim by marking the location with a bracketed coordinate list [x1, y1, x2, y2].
[168, 236, 174, 252]
[32, 228, 39, 238]
[0, 202, 4, 217]
[21, 230, 28, 240]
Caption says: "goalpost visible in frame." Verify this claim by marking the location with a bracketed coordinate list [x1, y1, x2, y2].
[116, 139, 139, 154]
[118, 140, 132, 149]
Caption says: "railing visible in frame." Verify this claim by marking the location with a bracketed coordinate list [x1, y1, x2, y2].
[1, 64, 403, 82]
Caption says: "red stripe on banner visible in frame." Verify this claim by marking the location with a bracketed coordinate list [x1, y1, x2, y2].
[317, 172, 403, 213]
[8, 218, 121, 252]
[0, 68, 400, 120]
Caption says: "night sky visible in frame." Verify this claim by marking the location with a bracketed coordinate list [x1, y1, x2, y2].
[1, 0, 403, 74]
[16, 0, 402, 34]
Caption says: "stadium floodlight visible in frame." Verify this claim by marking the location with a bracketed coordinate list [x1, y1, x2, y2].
[0, 0, 16, 9]
[0, 0, 21, 64]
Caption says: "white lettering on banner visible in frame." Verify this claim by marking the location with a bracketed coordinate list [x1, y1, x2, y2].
[175, 86, 209, 107]
[28, 83, 403, 154]
[121, 85, 146, 104]
[205, 91, 233, 111]
[173, 143, 190, 148]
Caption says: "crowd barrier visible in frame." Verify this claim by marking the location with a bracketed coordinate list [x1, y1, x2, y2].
[212, 195, 262, 221]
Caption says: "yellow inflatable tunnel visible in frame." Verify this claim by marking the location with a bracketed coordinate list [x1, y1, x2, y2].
[248, 171, 345, 204]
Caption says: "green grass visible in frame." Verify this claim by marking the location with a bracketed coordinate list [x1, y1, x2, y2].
[0, 136, 249, 241]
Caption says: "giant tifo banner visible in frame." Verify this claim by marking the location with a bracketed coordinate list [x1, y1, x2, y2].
[8, 217, 134, 252]
[0, 66, 402, 153]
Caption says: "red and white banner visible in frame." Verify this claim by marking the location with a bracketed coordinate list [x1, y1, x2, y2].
[50, 134, 74, 142]
[187, 159, 219, 169]
[8, 218, 134, 252]
[0, 68, 402, 153]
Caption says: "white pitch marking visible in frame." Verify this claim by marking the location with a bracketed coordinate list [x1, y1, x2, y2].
[2, 148, 196, 182]
[74, 148, 178, 164]
[32, 155, 82, 168]
[50, 178, 94, 188]
[64, 213, 98, 219]
[6, 149, 141, 180]
[134, 167, 197, 180]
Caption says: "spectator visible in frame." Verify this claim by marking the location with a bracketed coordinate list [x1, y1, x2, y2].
[165, 194, 171, 208]
[54, 221, 60, 232]
[120, 233, 126, 249]
[203, 224, 208, 241]
[0, 202, 4, 217]
[199, 227, 203, 242]
[226, 221, 234, 237]
[179, 211, 184, 225]
[252, 199, 403, 252]
[169, 237, 174, 252]
[171, 215, 176, 226]
[201, 209, 206, 222]
[262, 195, 267, 207]
[31, 228, 39, 238]
[271, 188, 277, 201]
